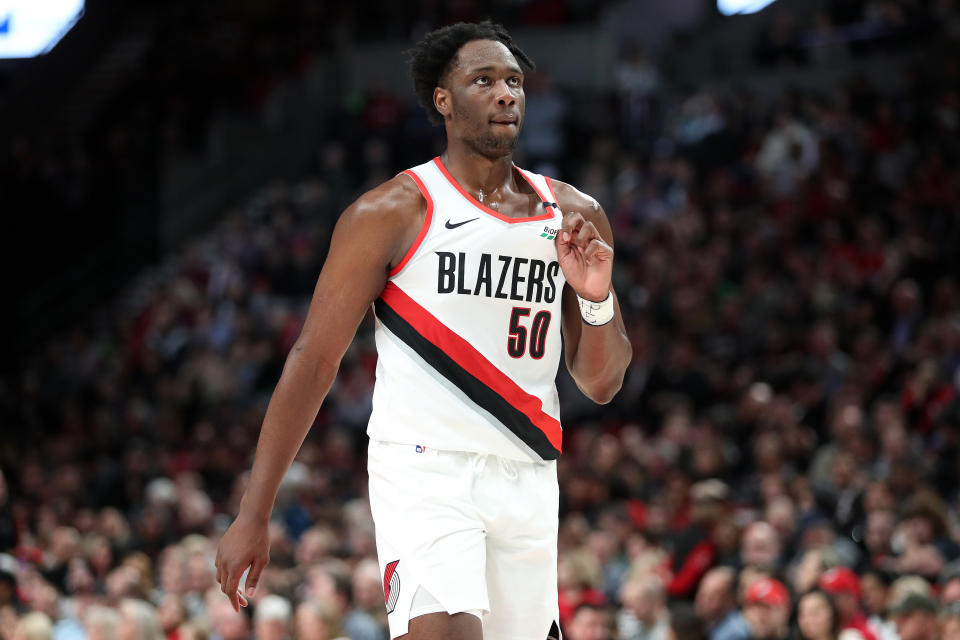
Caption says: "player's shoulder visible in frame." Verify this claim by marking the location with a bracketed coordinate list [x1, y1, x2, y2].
[547, 178, 605, 223]
[343, 173, 426, 228]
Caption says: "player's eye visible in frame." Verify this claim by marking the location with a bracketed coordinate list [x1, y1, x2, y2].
[508, 77, 522, 87]
[475, 75, 489, 85]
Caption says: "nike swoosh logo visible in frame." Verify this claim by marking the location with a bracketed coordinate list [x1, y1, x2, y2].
[445, 218, 478, 229]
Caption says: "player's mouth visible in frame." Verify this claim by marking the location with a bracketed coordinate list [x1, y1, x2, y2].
[490, 114, 518, 127]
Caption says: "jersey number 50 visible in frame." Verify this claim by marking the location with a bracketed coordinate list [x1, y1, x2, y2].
[508, 307, 551, 359]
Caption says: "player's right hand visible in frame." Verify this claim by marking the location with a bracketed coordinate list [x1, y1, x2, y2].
[215, 513, 270, 612]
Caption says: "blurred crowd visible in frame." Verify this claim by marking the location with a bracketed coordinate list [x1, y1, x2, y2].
[751, 0, 958, 66]
[4, 1, 960, 640]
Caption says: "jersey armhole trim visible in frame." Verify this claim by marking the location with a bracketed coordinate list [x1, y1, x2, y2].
[389, 170, 434, 278]
[545, 176, 560, 206]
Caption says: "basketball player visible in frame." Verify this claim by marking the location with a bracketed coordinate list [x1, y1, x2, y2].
[215, 21, 631, 640]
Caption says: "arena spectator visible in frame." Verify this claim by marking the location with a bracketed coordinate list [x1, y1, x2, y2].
[819, 567, 877, 640]
[294, 599, 347, 640]
[252, 595, 292, 640]
[740, 523, 782, 573]
[797, 589, 841, 640]
[12, 611, 53, 640]
[566, 602, 616, 640]
[888, 593, 939, 640]
[666, 480, 728, 598]
[742, 578, 791, 640]
[694, 567, 750, 640]
[941, 601, 960, 640]
[617, 572, 669, 640]
[941, 563, 960, 604]
[343, 559, 387, 640]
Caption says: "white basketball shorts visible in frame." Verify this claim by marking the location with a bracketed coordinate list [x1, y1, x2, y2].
[367, 439, 561, 640]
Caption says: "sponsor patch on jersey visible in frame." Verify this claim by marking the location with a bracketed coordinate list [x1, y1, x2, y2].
[540, 225, 557, 240]
[383, 560, 400, 614]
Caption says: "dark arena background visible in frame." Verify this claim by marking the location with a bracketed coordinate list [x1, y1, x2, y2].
[3, 1, 960, 639]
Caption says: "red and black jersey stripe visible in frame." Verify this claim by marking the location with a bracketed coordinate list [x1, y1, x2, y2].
[374, 282, 562, 460]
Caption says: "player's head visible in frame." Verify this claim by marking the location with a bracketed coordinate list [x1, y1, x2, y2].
[408, 20, 535, 158]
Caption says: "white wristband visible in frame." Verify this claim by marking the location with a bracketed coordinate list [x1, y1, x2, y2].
[577, 291, 614, 326]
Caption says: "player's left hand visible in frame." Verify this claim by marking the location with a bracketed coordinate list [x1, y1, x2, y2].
[555, 210, 612, 302]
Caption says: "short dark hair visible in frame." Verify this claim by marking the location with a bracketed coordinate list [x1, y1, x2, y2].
[407, 20, 535, 125]
[798, 589, 841, 640]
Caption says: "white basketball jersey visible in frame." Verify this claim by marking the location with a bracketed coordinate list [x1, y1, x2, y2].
[366, 157, 567, 462]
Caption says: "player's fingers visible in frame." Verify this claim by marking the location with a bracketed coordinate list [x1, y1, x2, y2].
[574, 221, 600, 248]
[583, 238, 612, 264]
[244, 555, 269, 599]
[560, 211, 585, 242]
[214, 551, 224, 590]
[223, 565, 245, 612]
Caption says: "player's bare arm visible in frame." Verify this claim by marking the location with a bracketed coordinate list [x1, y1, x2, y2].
[214, 175, 425, 612]
[553, 180, 632, 404]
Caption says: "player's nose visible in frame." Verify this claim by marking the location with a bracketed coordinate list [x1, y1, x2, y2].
[494, 79, 517, 106]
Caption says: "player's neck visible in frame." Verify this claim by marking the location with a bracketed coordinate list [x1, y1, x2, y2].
[440, 147, 516, 197]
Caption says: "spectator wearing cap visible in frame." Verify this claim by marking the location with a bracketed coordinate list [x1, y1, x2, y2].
[819, 567, 877, 640]
[694, 567, 750, 640]
[797, 589, 841, 640]
[742, 578, 791, 640]
[666, 481, 729, 599]
[888, 593, 938, 640]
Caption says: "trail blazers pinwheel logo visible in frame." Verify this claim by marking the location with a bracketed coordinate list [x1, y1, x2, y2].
[383, 560, 400, 614]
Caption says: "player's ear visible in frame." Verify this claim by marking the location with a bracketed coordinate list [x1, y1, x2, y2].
[434, 86, 451, 119]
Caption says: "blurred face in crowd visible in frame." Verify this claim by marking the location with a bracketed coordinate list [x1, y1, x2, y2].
[295, 602, 341, 640]
[254, 617, 288, 640]
[743, 603, 790, 640]
[436, 39, 525, 159]
[742, 523, 781, 570]
[186, 552, 214, 593]
[744, 602, 789, 640]
[29, 582, 59, 619]
[941, 615, 960, 640]
[620, 575, 664, 624]
[797, 592, 836, 640]
[865, 511, 894, 556]
[210, 599, 249, 640]
[894, 609, 938, 640]
[156, 594, 185, 633]
[860, 574, 888, 617]
[352, 559, 385, 610]
[942, 579, 960, 603]
[567, 605, 614, 640]
[695, 568, 736, 623]
[832, 592, 857, 622]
